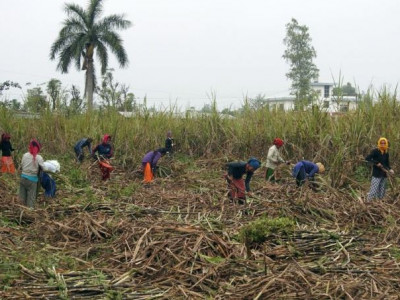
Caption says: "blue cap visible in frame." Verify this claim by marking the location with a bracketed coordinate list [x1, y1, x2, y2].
[247, 157, 261, 170]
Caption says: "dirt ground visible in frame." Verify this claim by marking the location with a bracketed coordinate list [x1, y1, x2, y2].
[1, 158, 400, 299]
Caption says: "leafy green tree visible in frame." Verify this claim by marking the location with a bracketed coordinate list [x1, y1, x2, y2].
[96, 70, 121, 108]
[200, 104, 212, 113]
[68, 85, 84, 114]
[221, 107, 236, 116]
[0, 81, 21, 95]
[24, 87, 48, 113]
[0, 81, 22, 110]
[119, 84, 135, 111]
[46, 79, 63, 110]
[97, 69, 135, 111]
[283, 18, 319, 106]
[50, 0, 131, 110]
[249, 93, 268, 110]
[333, 82, 357, 96]
[0, 99, 22, 110]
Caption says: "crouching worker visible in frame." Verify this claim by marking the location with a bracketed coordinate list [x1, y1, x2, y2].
[19, 139, 45, 208]
[292, 160, 325, 187]
[92, 134, 114, 180]
[142, 148, 167, 183]
[225, 158, 261, 204]
[74, 137, 92, 163]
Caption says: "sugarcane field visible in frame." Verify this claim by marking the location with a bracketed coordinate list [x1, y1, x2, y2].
[3, 0, 400, 298]
[1, 102, 400, 299]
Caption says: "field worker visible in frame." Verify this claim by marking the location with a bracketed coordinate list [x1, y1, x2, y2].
[292, 160, 325, 187]
[92, 134, 113, 159]
[265, 137, 288, 182]
[74, 137, 93, 162]
[19, 139, 45, 208]
[92, 134, 114, 180]
[0, 133, 16, 174]
[142, 148, 168, 183]
[365, 137, 394, 201]
[225, 157, 261, 204]
[165, 131, 174, 154]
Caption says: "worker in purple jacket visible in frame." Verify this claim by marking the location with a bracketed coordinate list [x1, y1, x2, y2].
[142, 148, 168, 183]
[292, 160, 325, 187]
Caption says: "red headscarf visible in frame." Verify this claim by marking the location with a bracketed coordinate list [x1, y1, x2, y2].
[102, 134, 111, 144]
[273, 138, 284, 147]
[29, 139, 41, 161]
[1, 133, 11, 141]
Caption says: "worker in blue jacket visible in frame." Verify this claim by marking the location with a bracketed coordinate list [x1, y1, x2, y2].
[292, 160, 325, 187]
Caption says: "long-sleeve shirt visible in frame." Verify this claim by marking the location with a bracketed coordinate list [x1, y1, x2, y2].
[142, 151, 162, 168]
[227, 161, 254, 192]
[292, 160, 319, 178]
[0, 140, 15, 156]
[74, 138, 92, 153]
[365, 148, 391, 178]
[21, 153, 44, 177]
[265, 145, 285, 169]
[92, 143, 113, 159]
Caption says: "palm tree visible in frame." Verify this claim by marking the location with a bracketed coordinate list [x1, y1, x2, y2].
[50, 0, 131, 110]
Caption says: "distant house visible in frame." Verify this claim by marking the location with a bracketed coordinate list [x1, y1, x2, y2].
[264, 97, 295, 111]
[266, 82, 358, 113]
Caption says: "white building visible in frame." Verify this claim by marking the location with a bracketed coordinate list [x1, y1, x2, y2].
[266, 82, 358, 112]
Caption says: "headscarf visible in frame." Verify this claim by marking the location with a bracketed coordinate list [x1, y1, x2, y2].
[29, 139, 41, 161]
[316, 162, 325, 173]
[273, 138, 284, 147]
[377, 137, 388, 154]
[1, 133, 11, 141]
[102, 134, 111, 144]
[247, 157, 261, 170]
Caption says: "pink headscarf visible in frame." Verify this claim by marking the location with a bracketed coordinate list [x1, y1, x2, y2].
[29, 139, 41, 161]
[102, 134, 111, 144]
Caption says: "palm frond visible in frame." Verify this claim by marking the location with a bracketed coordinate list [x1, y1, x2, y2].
[97, 31, 128, 67]
[57, 47, 74, 73]
[64, 3, 87, 22]
[87, 0, 104, 27]
[95, 41, 109, 75]
[61, 17, 87, 34]
[97, 15, 132, 30]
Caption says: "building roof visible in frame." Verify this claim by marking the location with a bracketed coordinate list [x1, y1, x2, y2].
[311, 82, 333, 87]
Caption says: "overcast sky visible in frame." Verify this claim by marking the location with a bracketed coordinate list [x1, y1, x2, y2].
[1, 0, 400, 110]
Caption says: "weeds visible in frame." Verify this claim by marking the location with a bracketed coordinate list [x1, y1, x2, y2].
[239, 216, 295, 246]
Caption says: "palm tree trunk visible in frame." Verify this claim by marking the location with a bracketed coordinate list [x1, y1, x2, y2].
[86, 61, 94, 111]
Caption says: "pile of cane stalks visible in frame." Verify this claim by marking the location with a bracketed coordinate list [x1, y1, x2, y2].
[1, 158, 400, 299]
